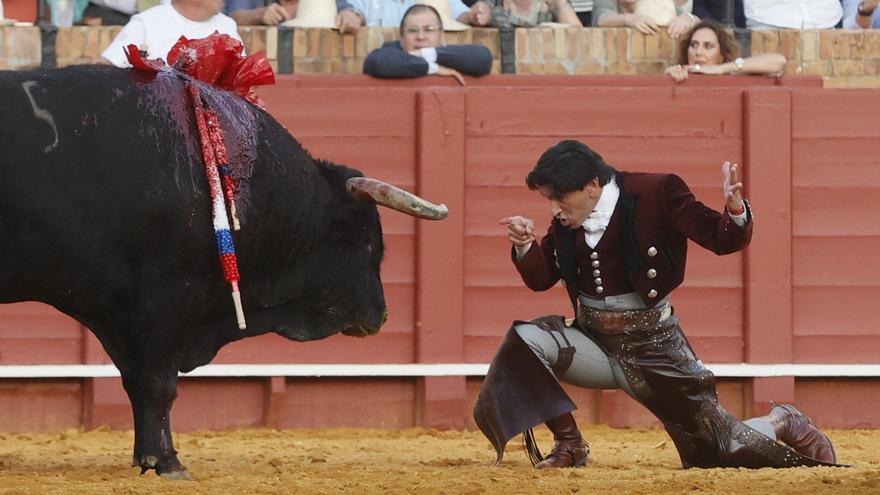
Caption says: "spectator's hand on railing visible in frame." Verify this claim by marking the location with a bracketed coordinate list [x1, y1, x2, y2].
[336, 9, 363, 34]
[624, 13, 659, 35]
[261, 3, 292, 26]
[436, 66, 466, 86]
[665, 64, 689, 82]
[667, 13, 696, 39]
[466, 1, 492, 26]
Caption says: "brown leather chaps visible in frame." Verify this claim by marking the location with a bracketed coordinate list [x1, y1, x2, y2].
[473, 316, 842, 468]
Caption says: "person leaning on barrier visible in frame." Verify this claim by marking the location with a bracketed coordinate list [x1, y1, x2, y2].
[343, 0, 491, 27]
[79, 0, 138, 25]
[742, 0, 841, 29]
[842, 0, 880, 28]
[227, 0, 360, 29]
[363, 4, 492, 84]
[665, 20, 786, 82]
[484, 0, 583, 28]
[593, 0, 698, 38]
[692, 0, 745, 28]
[226, 0, 297, 25]
[473, 139, 842, 470]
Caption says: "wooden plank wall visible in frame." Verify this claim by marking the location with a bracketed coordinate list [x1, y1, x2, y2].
[1, 75, 878, 432]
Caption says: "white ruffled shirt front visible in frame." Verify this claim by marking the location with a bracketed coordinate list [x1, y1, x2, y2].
[581, 177, 620, 248]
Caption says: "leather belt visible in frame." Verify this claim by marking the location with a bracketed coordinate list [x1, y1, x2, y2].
[577, 304, 672, 335]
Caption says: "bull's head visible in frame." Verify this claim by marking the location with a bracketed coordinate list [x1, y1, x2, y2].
[334, 177, 446, 337]
[275, 163, 447, 342]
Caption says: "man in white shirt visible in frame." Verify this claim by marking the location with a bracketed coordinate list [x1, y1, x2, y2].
[102, 0, 241, 67]
[743, 0, 842, 29]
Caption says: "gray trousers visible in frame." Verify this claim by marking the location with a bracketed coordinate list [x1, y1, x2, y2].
[514, 323, 776, 440]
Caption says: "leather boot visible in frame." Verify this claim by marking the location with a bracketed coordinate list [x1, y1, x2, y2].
[767, 403, 837, 463]
[534, 413, 589, 469]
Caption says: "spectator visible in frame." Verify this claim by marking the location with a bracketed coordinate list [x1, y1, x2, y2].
[343, 0, 491, 28]
[363, 3, 492, 83]
[280, 0, 337, 27]
[80, 0, 137, 25]
[487, 0, 582, 28]
[742, 0, 842, 29]
[276, 0, 365, 32]
[665, 20, 786, 82]
[102, 0, 240, 67]
[226, 0, 296, 25]
[842, 0, 880, 28]
[692, 0, 745, 28]
[593, 0, 699, 39]
[227, 0, 359, 28]
[77, 0, 167, 26]
[571, 0, 592, 25]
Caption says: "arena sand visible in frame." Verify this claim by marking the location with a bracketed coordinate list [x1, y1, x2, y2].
[0, 426, 877, 494]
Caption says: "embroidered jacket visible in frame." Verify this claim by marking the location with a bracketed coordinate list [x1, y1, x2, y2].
[513, 172, 753, 308]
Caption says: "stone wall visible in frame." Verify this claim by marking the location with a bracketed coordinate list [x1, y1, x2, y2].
[1, 25, 878, 87]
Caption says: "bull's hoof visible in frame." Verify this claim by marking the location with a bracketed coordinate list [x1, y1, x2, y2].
[158, 468, 193, 481]
[137, 453, 191, 480]
[140, 454, 160, 468]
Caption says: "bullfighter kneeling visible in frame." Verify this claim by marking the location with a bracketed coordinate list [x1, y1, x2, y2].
[474, 140, 840, 469]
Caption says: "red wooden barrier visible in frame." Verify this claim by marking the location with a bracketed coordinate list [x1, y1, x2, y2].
[2, 74, 879, 432]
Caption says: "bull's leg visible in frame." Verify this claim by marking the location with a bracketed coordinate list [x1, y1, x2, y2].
[136, 371, 191, 480]
[120, 373, 144, 467]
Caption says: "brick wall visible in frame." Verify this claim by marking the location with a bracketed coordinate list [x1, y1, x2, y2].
[752, 29, 880, 88]
[1, 25, 878, 87]
[0, 26, 40, 70]
[54, 26, 120, 66]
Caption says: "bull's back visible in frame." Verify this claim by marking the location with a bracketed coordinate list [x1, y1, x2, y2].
[0, 66, 220, 301]
[0, 65, 333, 322]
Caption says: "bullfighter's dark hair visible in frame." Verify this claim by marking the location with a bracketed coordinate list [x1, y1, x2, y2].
[526, 140, 618, 198]
[399, 4, 443, 34]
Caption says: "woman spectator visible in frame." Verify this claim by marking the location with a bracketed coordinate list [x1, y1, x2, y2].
[665, 20, 786, 82]
[487, 0, 582, 28]
[593, 0, 697, 39]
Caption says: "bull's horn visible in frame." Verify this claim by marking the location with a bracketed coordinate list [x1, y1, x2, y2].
[346, 177, 448, 220]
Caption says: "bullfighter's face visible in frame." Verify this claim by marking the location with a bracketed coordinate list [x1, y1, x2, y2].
[539, 178, 602, 229]
[401, 10, 444, 52]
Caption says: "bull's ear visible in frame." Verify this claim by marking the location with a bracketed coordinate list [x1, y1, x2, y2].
[346, 178, 448, 220]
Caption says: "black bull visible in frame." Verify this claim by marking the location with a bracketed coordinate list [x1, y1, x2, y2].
[0, 65, 446, 479]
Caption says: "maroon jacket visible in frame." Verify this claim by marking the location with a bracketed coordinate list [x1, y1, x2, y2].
[513, 172, 753, 308]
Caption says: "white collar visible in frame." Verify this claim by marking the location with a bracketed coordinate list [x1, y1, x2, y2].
[581, 176, 620, 229]
[595, 176, 619, 215]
